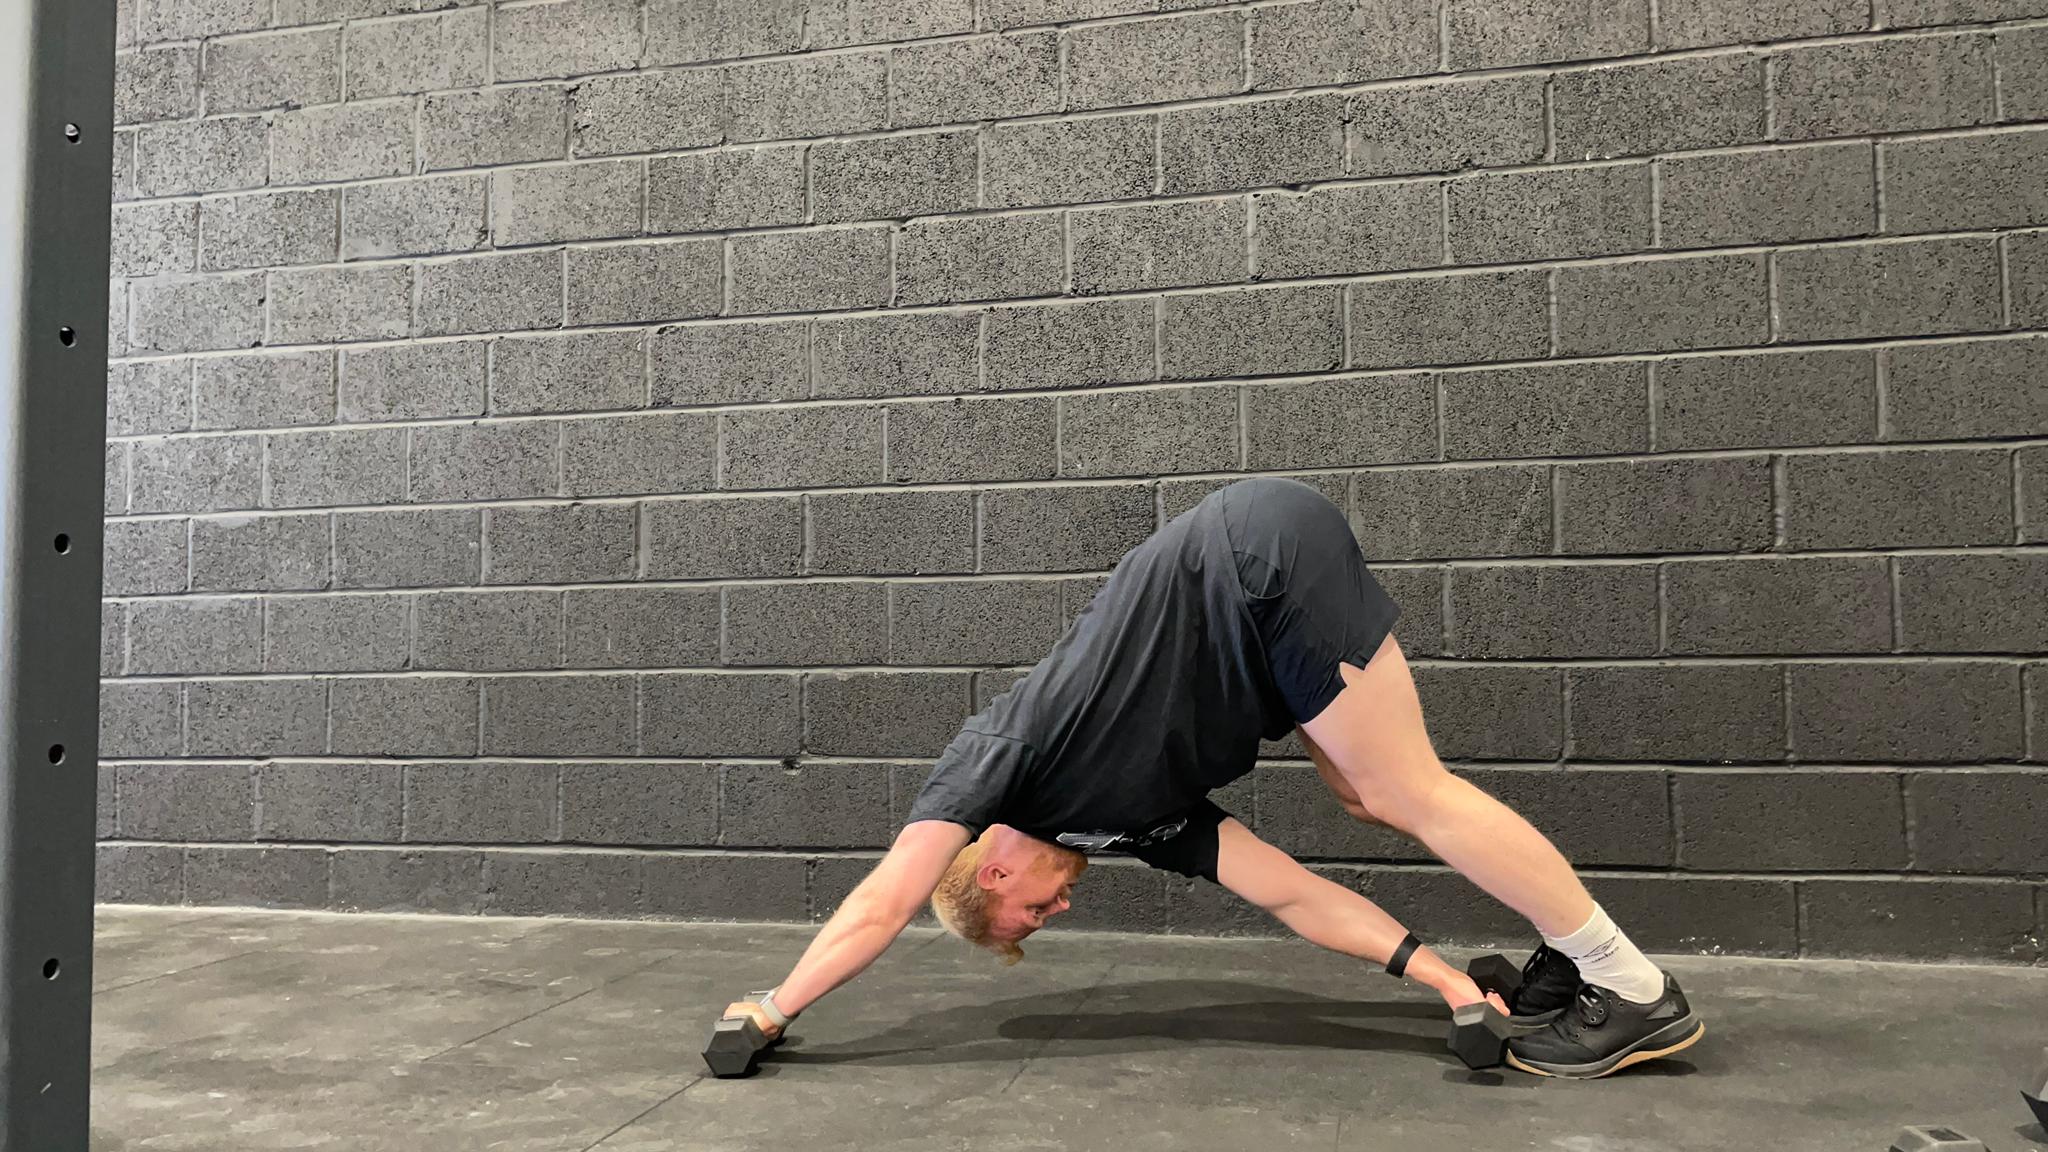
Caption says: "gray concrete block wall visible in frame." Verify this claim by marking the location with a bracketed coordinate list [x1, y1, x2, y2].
[97, 0, 2048, 962]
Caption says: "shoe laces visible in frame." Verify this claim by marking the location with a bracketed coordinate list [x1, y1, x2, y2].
[1572, 985, 1611, 1030]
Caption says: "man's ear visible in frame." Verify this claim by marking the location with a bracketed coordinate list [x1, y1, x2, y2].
[976, 859, 1009, 889]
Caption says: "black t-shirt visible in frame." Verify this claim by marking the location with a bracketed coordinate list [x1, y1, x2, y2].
[904, 492, 1292, 855]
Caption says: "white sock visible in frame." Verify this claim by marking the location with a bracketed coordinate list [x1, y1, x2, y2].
[1542, 904, 1665, 1005]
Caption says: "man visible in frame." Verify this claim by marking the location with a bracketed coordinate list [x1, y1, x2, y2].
[726, 478, 1704, 1080]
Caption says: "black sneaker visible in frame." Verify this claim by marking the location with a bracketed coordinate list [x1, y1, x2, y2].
[1505, 974, 1705, 1079]
[1505, 944, 1581, 1028]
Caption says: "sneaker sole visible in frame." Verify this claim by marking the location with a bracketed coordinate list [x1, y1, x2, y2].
[1504, 1017, 1705, 1080]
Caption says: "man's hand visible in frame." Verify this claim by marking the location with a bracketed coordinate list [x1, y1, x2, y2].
[1433, 971, 1510, 1015]
[723, 1000, 783, 1041]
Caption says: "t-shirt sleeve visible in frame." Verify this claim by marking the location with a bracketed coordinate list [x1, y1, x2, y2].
[903, 728, 1034, 837]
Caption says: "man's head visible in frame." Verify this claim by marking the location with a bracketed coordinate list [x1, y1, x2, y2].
[931, 825, 1087, 964]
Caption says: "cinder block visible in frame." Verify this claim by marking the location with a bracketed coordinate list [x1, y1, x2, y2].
[568, 70, 724, 157]
[331, 847, 482, 914]
[813, 131, 977, 224]
[1554, 55, 1764, 161]
[1792, 661, 2023, 762]
[482, 504, 637, 585]
[650, 321, 809, 406]
[1907, 771, 2046, 874]
[1555, 253, 1768, 355]
[482, 849, 641, 917]
[1447, 564, 1659, 658]
[805, 0, 975, 47]
[641, 672, 802, 756]
[1241, 375, 1434, 470]
[722, 53, 889, 143]
[1884, 129, 2048, 234]
[422, 86, 568, 171]
[192, 350, 335, 431]
[265, 427, 408, 508]
[1585, 874, 1798, 956]
[1337, 866, 1527, 946]
[415, 590, 562, 672]
[563, 588, 720, 668]
[329, 676, 481, 757]
[642, 0, 803, 64]
[1412, 663, 1564, 759]
[1158, 95, 1346, 195]
[2023, 446, 2048, 544]
[984, 0, 1172, 25]
[730, 226, 892, 315]
[809, 853, 901, 923]
[984, 299, 1155, 392]
[1062, 575, 1111, 627]
[566, 241, 722, 328]
[258, 761, 403, 842]
[269, 101, 413, 184]
[406, 761, 558, 843]
[806, 490, 976, 575]
[127, 597, 261, 675]
[1158, 472, 1348, 523]
[1350, 75, 1546, 178]
[1250, 0, 1437, 89]
[725, 583, 889, 665]
[887, 396, 1058, 484]
[1352, 464, 1551, 561]
[980, 484, 1156, 572]
[1657, 0, 1867, 48]
[100, 681, 184, 759]
[1779, 238, 2002, 342]
[190, 512, 328, 592]
[185, 846, 331, 910]
[720, 406, 883, 490]
[118, 762, 254, 840]
[1772, 36, 1994, 141]
[275, 0, 413, 21]
[641, 852, 808, 922]
[889, 580, 1063, 667]
[892, 31, 1056, 127]
[1448, 164, 1652, 265]
[984, 113, 1154, 210]
[1256, 764, 1412, 859]
[1898, 554, 2048, 652]
[1065, 11, 1244, 111]
[344, 7, 488, 99]
[338, 341, 485, 424]
[116, 45, 199, 124]
[1349, 269, 1550, 370]
[561, 412, 717, 498]
[1659, 142, 1876, 249]
[111, 201, 197, 278]
[1073, 199, 1247, 295]
[409, 421, 559, 502]
[1799, 878, 2040, 962]
[267, 263, 412, 345]
[103, 518, 189, 597]
[1375, 565, 1445, 657]
[720, 763, 895, 849]
[1784, 448, 2010, 549]
[646, 148, 806, 235]
[102, 602, 126, 676]
[896, 215, 1065, 307]
[341, 176, 487, 264]
[2016, 232, 2048, 329]
[813, 311, 979, 399]
[133, 116, 266, 197]
[1442, 363, 1647, 460]
[804, 671, 972, 756]
[1042, 856, 1171, 932]
[1253, 183, 1441, 281]
[481, 675, 638, 757]
[97, 844, 186, 905]
[1159, 286, 1342, 380]
[202, 26, 338, 113]
[1475, 767, 1673, 866]
[1655, 349, 1877, 451]
[1059, 386, 1240, 478]
[1884, 0, 2048, 24]
[490, 160, 641, 247]
[1567, 664, 1785, 762]
[490, 331, 643, 416]
[185, 678, 327, 756]
[974, 669, 1032, 713]
[417, 250, 563, 338]
[1888, 337, 2048, 442]
[643, 496, 803, 579]
[263, 593, 410, 673]
[1666, 557, 1893, 656]
[2001, 26, 2048, 121]
[108, 280, 129, 358]
[335, 508, 481, 589]
[493, 0, 641, 81]
[136, 0, 271, 43]
[130, 273, 264, 355]
[1557, 456, 1774, 555]
[560, 762, 719, 847]
[1445, 0, 1649, 68]
[131, 434, 263, 513]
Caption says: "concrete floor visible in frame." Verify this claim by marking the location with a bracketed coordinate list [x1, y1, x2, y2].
[90, 907, 2048, 1152]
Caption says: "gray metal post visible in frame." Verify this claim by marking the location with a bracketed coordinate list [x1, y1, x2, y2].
[0, 0, 115, 1146]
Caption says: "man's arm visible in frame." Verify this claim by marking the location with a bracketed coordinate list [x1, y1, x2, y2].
[1214, 817, 1499, 1011]
[726, 820, 970, 1035]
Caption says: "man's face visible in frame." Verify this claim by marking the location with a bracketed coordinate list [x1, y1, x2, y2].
[985, 853, 1076, 944]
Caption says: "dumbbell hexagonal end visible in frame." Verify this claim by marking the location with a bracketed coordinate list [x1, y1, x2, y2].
[703, 1015, 768, 1079]
[1445, 1002, 1513, 1070]
[1887, 1125, 1988, 1152]
[1466, 953, 1522, 1000]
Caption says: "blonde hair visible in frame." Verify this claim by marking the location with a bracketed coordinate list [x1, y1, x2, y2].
[931, 832, 1085, 966]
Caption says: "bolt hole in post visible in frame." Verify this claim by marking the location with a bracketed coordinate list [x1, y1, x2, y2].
[53, 533, 68, 552]
[63, 122, 78, 143]
[41, 959, 58, 980]
[57, 326, 74, 346]
[47, 744, 64, 764]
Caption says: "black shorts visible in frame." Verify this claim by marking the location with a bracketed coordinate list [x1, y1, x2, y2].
[1125, 798, 1232, 883]
[1219, 478, 1401, 728]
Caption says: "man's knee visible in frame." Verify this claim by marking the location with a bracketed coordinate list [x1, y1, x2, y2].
[1347, 767, 1457, 835]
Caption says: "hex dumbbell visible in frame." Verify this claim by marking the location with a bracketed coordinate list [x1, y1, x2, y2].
[1445, 1001, 1514, 1070]
[702, 989, 784, 1079]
